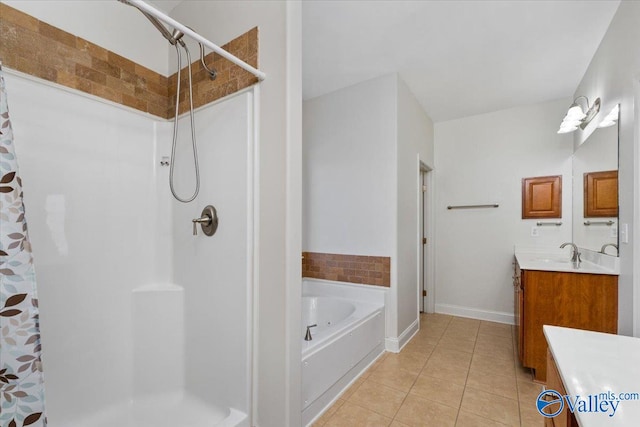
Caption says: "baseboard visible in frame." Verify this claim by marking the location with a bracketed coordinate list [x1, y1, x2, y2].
[385, 318, 419, 353]
[435, 303, 514, 325]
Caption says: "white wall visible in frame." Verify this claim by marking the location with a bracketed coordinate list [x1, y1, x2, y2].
[6, 72, 166, 425]
[396, 76, 434, 337]
[170, 2, 301, 425]
[171, 93, 252, 416]
[3, 0, 170, 75]
[571, 1, 640, 336]
[434, 99, 573, 323]
[303, 73, 434, 346]
[303, 74, 396, 256]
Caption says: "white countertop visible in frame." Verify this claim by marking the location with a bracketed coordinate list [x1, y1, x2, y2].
[515, 251, 619, 275]
[544, 326, 640, 426]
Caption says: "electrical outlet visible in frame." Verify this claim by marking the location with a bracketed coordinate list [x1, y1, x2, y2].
[531, 227, 539, 237]
[620, 223, 629, 244]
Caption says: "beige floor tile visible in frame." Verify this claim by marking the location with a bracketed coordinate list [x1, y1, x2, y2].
[455, 411, 510, 427]
[421, 357, 469, 386]
[460, 388, 520, 427]
[324, 402, 392, 427]
[443, 328, 479, 343]
[410, 374, 465, 408]
[381, 350, 430, 374]
[470, 354, 516, 379]
[517, 379, 543, 406]
[431, 346, 473, 366]
[348, 379, 407, 418]
[478, 321, 513, 339]
[475, 333, 513, 351]
[394, 393, 458, 427]
[449, 317, 481, 328]
[389, 421, 412, 427]
[465, 370, 518, 400]
[313, 399, 346, 426]
[438, 335, 477, 353]
[473, 340, 515, 362]
[340, 377, 365, 400]
[519, 404, 546, 427]
[368, 364, 419, 393]
[404, 337, 439, 353]
[515, 364, 532, 381]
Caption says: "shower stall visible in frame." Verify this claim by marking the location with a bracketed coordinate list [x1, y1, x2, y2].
[2, 2, 261, 425]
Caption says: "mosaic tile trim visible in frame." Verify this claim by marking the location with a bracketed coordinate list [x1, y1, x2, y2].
[302, 252, 391, 287]
[0, 3, 258, 119]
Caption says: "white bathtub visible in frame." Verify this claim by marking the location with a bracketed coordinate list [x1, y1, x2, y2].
[301, 279, 386, 426]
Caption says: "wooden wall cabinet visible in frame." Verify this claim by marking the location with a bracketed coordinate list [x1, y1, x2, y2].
[514, 264, 617, 382]
[584, 170, 618, 217]
[522, 175, 562, 219]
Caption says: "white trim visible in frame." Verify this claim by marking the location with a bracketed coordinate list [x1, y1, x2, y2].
[285, 1, 303, 425]
[633, 76, 640, 337]
[424, 165, 436, 313]
[250, 86, 261, 425]
[435, 303, 514, 325]
[385, 318, 419, 353]
[127, 0, 265, 81]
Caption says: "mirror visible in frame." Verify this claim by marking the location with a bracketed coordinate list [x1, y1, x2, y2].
[572, 105, 619, 255]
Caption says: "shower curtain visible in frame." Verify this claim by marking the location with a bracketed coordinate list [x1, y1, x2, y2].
[0, 71, 46, 426]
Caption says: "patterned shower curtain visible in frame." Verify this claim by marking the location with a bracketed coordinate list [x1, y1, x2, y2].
[0, 71, 47, 426]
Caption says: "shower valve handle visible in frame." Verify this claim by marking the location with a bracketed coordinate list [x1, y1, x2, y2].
[192, 215, 211, 236]
[191, 205, 219, 237]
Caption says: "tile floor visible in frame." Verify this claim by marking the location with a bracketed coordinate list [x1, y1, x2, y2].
[312, 313, 545, 427]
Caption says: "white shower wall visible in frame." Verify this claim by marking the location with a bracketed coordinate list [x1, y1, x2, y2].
[5, 71, 253, 425]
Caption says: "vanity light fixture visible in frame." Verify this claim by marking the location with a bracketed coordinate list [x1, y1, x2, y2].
[597, 104, 619, 128]
[557, 96, 601, 134]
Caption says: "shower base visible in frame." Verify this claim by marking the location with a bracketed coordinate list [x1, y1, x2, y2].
[62, 392, 247, 427]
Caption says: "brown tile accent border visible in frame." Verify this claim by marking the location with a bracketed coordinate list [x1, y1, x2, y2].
[168, 27, 259, 117]
[302, 252, 391, 287]
[0, 3, 258, 119]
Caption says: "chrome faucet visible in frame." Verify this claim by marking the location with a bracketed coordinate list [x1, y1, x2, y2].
[304, 324, 317, 341]
[560, 242, 581, 268]
[600, 243, 619, 255]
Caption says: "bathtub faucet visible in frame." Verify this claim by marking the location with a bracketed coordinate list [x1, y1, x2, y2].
[304, 324, 317, 341]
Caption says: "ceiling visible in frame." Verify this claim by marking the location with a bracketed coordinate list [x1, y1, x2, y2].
[302, 1, 620, 122]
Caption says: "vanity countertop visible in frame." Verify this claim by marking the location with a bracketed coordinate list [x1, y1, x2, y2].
[515, 251, 619, 275]
[544, 326, 640, 426]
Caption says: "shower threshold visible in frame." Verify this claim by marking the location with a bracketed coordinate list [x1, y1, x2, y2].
[60, 392, 247, 427]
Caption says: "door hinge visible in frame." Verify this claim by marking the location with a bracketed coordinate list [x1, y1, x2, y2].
[422, 185, 427, 192]
[422, 237, 427, 245]
[423, 290, 427, 297]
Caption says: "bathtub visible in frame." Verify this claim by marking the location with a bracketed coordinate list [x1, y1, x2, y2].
[301, 279, 386, 426]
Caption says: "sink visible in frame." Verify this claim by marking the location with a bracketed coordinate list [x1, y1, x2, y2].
[533, 257, 570, 264]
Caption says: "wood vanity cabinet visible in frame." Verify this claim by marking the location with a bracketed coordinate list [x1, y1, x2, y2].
[514, 262, 617, 382]
[544, 350, 579, 427]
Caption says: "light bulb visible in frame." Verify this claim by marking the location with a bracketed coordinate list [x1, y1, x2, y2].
[566, 104, 586, 120]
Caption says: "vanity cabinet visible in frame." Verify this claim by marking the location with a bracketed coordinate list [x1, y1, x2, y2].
[513, 262, 617, 382]
[544, 350, 579, 427]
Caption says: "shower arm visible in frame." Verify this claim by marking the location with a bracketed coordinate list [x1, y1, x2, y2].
[122, 0, 266, 81]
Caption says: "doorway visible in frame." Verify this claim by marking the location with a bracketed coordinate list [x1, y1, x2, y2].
[419, 161, 434, 314]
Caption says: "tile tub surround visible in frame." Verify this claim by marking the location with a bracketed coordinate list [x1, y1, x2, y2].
[0, 3, 258, 118]
[302, 252, 391, 287]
